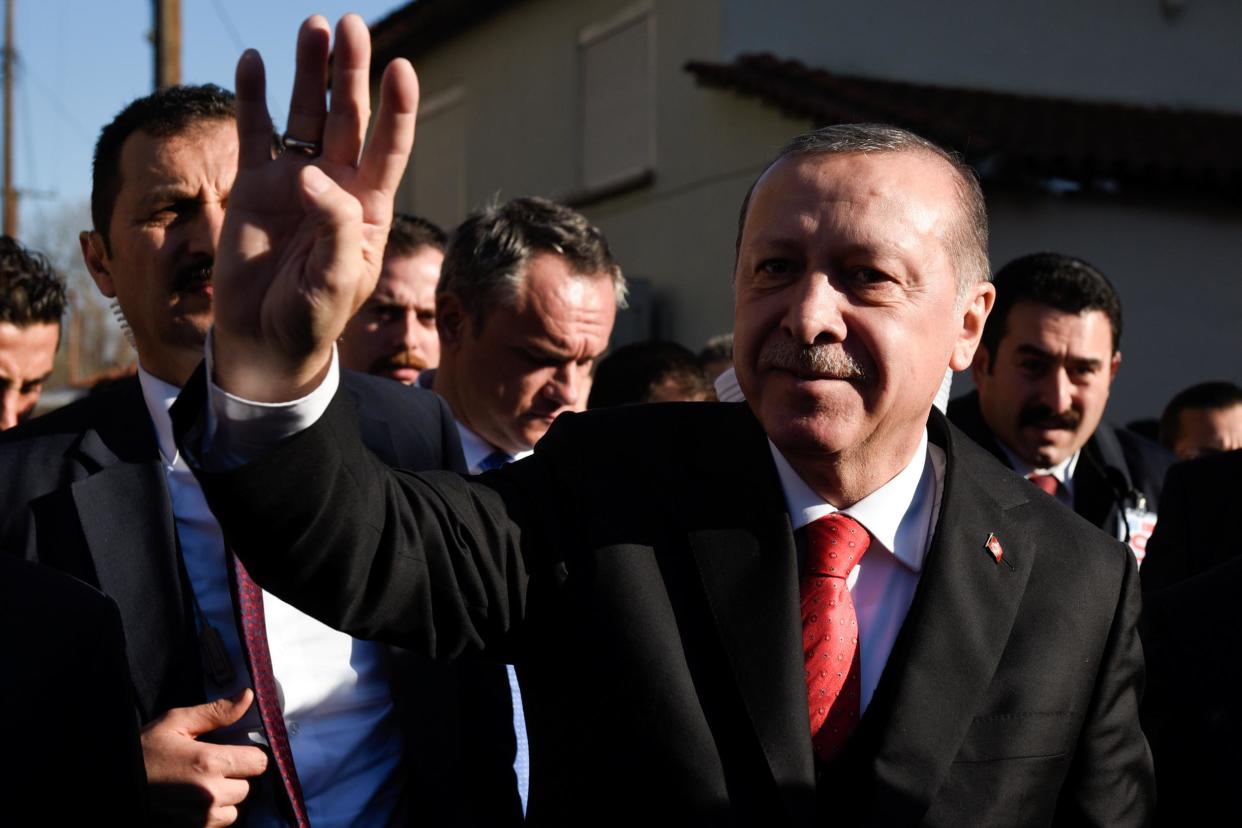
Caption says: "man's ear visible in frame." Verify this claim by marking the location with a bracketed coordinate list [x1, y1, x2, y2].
[1109, 350, 1122, 383]
[79, 231, 116, 298]
[435, 292, 467, 349]
[951, 280, 996, 372]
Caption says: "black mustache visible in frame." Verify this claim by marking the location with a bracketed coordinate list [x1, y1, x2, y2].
[173, 260, 213, 292]
[1019, 405, 1081, 430]
[758, 339, 867, 380]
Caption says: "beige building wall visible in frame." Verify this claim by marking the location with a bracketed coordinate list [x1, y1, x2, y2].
[388, 0, 807, 351]
[380, 0, 1241, 422]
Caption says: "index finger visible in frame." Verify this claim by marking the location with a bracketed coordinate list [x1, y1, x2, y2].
[212, 742, 270, 779]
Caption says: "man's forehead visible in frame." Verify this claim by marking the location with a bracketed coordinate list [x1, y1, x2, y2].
[1002, 303, 1115, 355]
[743, 150, 959, 244]
[119, 119, 238, 190]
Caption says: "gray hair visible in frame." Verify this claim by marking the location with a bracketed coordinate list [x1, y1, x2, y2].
[439, 196, 627, 328]
[735, 123, 990, 296]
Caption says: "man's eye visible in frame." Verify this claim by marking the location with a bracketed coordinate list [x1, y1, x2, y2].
[1018, 361, 1052, 378]
[757, 258, 795, 276]
[20, 381, 43, 395]
[850, 267, 889, 285]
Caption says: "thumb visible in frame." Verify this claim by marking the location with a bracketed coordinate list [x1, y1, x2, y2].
[171, 688, 256, 739]
[299, 164, 366, 290]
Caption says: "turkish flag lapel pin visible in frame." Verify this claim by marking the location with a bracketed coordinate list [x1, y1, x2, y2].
[985, 533, 1004, 564]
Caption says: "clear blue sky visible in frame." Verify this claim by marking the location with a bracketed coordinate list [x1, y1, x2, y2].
[11, 1, 406, 229]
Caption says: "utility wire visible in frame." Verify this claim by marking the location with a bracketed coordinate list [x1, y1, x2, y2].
[209, 0, 245, 52]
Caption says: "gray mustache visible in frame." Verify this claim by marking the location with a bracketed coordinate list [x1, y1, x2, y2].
[757, 339, 867, 380]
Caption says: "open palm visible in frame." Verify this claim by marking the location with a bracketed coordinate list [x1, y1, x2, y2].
[212, 15, 418, 401]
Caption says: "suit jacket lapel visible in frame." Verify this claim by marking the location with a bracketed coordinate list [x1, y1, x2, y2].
[68, 382, 201, 719]
[846, 412, 1036, 822]
[685, 405, 816, 822]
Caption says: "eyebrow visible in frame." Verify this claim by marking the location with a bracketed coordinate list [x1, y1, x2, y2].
[1013, 343, 1104, 370]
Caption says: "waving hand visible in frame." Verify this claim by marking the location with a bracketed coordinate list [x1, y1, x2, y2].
[211, 15, 419, 401]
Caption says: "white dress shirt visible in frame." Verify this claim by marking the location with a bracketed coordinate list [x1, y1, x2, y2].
[769, 430, 944, 712]
[140, 362, 402, 827]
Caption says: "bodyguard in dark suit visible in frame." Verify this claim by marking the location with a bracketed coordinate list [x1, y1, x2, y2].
[0, 75, 518, 827]
[1141, 448, 1242, 592]
[187, 22, 1153, 824]
[947, 253, 1172, 553]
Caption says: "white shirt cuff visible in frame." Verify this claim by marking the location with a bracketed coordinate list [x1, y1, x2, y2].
[203, 328, 341, 467]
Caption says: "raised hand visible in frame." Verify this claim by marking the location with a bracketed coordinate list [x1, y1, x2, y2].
[211, 15, 419, 402]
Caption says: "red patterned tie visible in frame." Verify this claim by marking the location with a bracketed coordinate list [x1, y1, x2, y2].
[1027, 473, 1060, 497]
[801, 513, 871, 763]
[231, 553, 310, 827]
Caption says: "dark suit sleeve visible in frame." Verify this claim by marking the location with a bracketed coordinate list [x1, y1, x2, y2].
[1055, 547, 1155, 826]
[181, 381, 553, 660]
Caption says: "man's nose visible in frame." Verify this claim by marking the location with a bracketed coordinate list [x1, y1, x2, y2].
[189, 202, 227, 256]
[0, 390, 22, 430]
[546, 363, 584, 409]
[401, 311, 420, 350]
[781, 272, 847, 345]
[1042, 367, 1075, 413]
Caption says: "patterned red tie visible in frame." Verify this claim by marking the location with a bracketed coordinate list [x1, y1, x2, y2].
[231, 553, 310, 827]
[801, 513, 871, 763]
[1027, 473, 1060, 497]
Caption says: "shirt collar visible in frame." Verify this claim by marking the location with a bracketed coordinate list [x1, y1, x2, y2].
[997, 441, 1080, 486]
[454, 420, 533, 474]
[769, 428, 935, 574]
[136, 364, 182, 468]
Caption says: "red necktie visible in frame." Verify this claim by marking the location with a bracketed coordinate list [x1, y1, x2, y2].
[1027, 473, 1060, 497]
[801, 513, 871, 763]
[231, 553, 310, 827]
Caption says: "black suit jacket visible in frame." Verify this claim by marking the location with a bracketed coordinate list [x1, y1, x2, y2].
[948, 391, 1173, 540]
[0, 555, 147, 824]
[1139, 554, 1242, 825]
[178, 384, 1154, 827]
[1140, 448, 1242, 593]
[0, 369, 520, 826]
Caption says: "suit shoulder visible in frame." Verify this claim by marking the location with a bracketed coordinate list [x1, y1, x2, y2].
[946, 419, 1132, 574]
[1109, 424, 1175, 486]
[553, 401, 758, 448]
[0, 378, 138, 448]
[341, 369, 449, 418]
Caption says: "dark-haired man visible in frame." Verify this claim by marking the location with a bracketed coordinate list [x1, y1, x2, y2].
[0, 236, 66, 429]
[182, 26, 1154, 818]
[1158, 380, 1242, 460]
[340, 213, 446, 384]
[949, 253, 1172, 559]
[0, 54, 515, 827]
[415, 195, 624, 810]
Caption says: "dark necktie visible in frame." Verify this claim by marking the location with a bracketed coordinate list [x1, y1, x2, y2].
[1027, 473, 1061, 498]
[230, 553, 310, 827]
[478, 449, 513, 472]
[801, 513, 871, 763]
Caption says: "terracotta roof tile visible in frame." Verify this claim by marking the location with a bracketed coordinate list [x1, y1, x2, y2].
[685, 54, 1242, 197]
